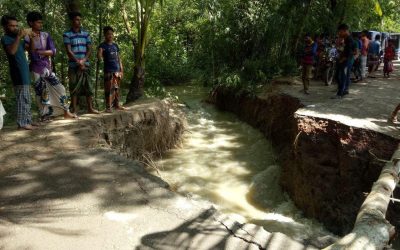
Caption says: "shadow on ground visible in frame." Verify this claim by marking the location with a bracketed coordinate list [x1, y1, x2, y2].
[136, 207, 318, 250]
[0, 149, 171, 229]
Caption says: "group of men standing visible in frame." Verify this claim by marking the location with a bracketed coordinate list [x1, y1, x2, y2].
[301, 24, 396, 99]
[1, 11, 125, 130]
[301, 24, 400, 123]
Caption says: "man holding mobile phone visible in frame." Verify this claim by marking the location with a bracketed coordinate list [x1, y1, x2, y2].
[1, 15, 36, 130]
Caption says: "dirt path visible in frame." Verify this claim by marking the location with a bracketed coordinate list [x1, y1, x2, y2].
[0, 99, 314, 250]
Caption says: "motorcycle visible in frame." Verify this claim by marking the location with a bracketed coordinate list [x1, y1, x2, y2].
[317, 47, 337, 86]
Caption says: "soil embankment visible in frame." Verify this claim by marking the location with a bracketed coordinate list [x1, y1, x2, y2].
[0, 99, 184, 174]
[209, 84, 400, 235]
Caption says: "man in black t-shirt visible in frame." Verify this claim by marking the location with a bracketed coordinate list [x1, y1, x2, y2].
[98, 26, 125, 113]
[333, 24, 354, 99]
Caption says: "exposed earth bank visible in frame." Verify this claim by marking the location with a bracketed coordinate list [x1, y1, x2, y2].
[209, 85, 400, 235]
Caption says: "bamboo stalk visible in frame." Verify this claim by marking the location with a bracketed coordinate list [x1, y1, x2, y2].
[389, 197, 400, 203]
[324, 146, 400, 250]
[94, 4, 102, 109]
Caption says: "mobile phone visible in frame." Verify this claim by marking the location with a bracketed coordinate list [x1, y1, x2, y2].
[23, 28, 32, 36]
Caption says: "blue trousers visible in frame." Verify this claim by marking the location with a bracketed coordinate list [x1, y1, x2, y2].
[337, 61, 353, 96]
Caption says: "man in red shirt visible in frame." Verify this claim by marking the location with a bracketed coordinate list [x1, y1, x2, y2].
[360, 30, 369, 80]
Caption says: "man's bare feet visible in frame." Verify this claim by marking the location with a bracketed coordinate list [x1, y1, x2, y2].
[64, 111, 79, 120]
[31, 122, 42, 127]
[19, 124, 37, 130]
[105, 108, 113, 113]
[115, 106, 127, 111]
[88, 109, 100, 114]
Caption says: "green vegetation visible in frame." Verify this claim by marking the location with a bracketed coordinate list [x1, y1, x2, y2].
[1, 0, 400, 124]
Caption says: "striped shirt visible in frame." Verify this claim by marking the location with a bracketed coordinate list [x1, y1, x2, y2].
[63, 28, 92, 67]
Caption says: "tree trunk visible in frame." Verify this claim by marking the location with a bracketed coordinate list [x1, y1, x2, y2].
[65, 0, 80, 13]
[94, 3, 103, 109]
[126, 9, 148, 103]
[292, 0, 314, 54]
[61, 58, 65, 85]
[125, 33, 143, 103]
[337, 0, 348, 26]
[122, 0, 159, 103]
[126, 61, 145, 103]
[330, 0, 337, 10]
[38, 0, 46, 18]
[324, 146, 400, 250]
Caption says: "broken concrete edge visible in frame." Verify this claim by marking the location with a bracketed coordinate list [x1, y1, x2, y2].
[208, 85, 400, 241]
[92, 98, 187, 162]
[0, 98, 186, 176]
[199, 206, 319, 250]
[323, 150, 400, 250]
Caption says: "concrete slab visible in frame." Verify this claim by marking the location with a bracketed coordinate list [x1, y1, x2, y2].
[0, 149, 315, 250]
[270, 62, 400, 139]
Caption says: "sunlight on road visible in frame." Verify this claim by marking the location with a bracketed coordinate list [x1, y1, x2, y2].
[104, 211, 138, 223]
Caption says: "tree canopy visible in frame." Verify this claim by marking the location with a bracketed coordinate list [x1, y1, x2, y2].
[0, 0, 399, 111]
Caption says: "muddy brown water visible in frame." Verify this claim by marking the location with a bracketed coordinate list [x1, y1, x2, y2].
[150, 85, 334, 243]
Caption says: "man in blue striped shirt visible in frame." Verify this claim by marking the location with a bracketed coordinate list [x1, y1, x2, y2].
[63, 11, 98, 114]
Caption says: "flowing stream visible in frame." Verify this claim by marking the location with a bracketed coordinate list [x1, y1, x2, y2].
[151, 85, 333, 242]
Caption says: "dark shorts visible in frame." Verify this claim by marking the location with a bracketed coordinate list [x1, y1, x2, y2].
[384, 60, 394, 73]
[104, 72, 122, 108]
[68, 67, 94, 97]
[368, 55, 379, 66]
[302, 65, 313, 80]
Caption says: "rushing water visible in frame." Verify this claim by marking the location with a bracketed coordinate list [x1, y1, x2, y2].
[152, 85, 332, 242]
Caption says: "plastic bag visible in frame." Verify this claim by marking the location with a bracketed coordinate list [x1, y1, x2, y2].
[0, 100, 6, 129]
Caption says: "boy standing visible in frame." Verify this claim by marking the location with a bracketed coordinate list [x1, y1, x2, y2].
[97, 26, 125, 112]
[301, 34, 316, 95]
